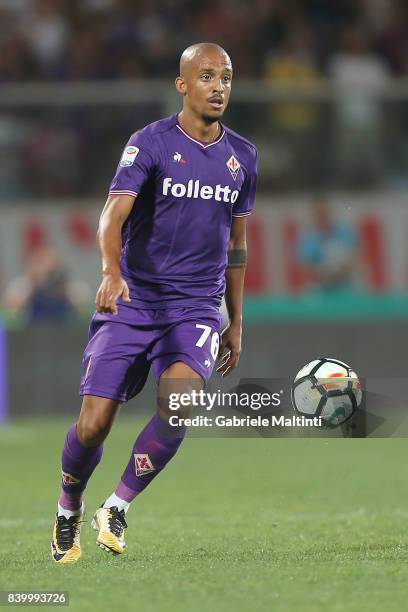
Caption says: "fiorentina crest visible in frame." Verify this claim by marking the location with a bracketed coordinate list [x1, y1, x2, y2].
[62, 471, 81, 486]
[134, 453, 155, 477]
[226, 155, 241, 180]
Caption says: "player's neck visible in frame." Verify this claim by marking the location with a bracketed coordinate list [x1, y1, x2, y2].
[177, 111, 221, 143]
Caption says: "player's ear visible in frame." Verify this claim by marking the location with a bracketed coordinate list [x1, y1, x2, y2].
[175, 76, 187, 95]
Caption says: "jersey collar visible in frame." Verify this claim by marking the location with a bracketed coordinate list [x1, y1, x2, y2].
[175, 115, 225, 149]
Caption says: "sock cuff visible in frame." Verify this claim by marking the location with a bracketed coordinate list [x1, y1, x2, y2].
[155, 412, 187, 438]
[114, 480, 137, 503]
[66, 424, 104, 457]
[57, 501, 84, 518]
[104, 490, 131, 512]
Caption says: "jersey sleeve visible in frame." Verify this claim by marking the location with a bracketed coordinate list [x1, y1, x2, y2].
[232, 147, 258, 218]
[108, 130, 155, 197]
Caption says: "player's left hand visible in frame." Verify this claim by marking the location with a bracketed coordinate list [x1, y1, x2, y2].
[216, 322, 242, 377]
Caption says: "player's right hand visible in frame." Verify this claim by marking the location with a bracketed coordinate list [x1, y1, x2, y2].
[95, 272, 131, 315]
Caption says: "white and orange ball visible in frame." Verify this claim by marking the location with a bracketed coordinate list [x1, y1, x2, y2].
[292, 358, 362, 426]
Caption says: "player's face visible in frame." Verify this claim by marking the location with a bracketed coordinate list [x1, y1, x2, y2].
[181, 52, 233, 123]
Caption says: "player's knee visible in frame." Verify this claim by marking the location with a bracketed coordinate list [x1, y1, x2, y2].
[158, 400, 193, 423]
[77, 418, 110, 447]
[158, 385, 196, 421]
[158, 366, 203, 422]
[77, 396, 119, 446]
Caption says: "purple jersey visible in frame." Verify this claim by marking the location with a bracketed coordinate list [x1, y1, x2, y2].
[109, 114, 258, 309]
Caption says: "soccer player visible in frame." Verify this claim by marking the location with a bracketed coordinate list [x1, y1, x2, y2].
[51, 42, 258, 563]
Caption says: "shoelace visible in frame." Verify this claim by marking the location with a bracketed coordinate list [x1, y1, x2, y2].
[56, 516, 84, 550]
[107, 507, 127, 537]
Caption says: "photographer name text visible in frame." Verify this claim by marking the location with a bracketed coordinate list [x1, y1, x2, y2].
[168, 415, 322, 428]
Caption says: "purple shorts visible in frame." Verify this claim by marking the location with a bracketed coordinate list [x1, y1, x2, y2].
[79, 302, 222, 402]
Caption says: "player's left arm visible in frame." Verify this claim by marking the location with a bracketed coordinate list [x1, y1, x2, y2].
[217, 216, 248, 377]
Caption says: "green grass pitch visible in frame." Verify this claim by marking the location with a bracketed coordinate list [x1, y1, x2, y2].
[1, 418, 408, 611]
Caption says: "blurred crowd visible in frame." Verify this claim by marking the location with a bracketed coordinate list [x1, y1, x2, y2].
[0, 196, 365, 324]
[3, 244, 90, 323]
[0, 0, 407, 81]
[0, 0, 400, 320]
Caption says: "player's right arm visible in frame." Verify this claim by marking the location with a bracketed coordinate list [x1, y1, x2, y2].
[95, 194, 136, 315]
[96, 127, 154, 313]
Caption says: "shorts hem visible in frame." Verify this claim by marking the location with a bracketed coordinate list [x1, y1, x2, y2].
[79, 387, 130, 403]
[152, 355, 211, 385]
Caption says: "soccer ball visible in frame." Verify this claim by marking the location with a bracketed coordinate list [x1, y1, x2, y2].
[292, 358, 362, 427]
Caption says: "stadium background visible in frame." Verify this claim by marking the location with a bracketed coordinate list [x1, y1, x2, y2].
[1, 2, 408, 611]
[1, 0, 408, 413]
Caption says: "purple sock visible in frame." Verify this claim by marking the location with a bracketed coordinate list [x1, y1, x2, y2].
[58, 423, 103, 510]
[115, 413, 186, 503]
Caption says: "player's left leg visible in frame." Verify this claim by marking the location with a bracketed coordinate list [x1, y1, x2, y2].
[94, 310, 220, 555]
[93, 361, 203, 555]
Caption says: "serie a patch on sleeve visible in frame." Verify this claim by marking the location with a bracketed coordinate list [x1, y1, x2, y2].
[120, 145, 140, 167]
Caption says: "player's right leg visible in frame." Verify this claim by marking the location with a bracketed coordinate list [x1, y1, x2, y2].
[51, 395, 120, 564]
[51, 313, 151, 563]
